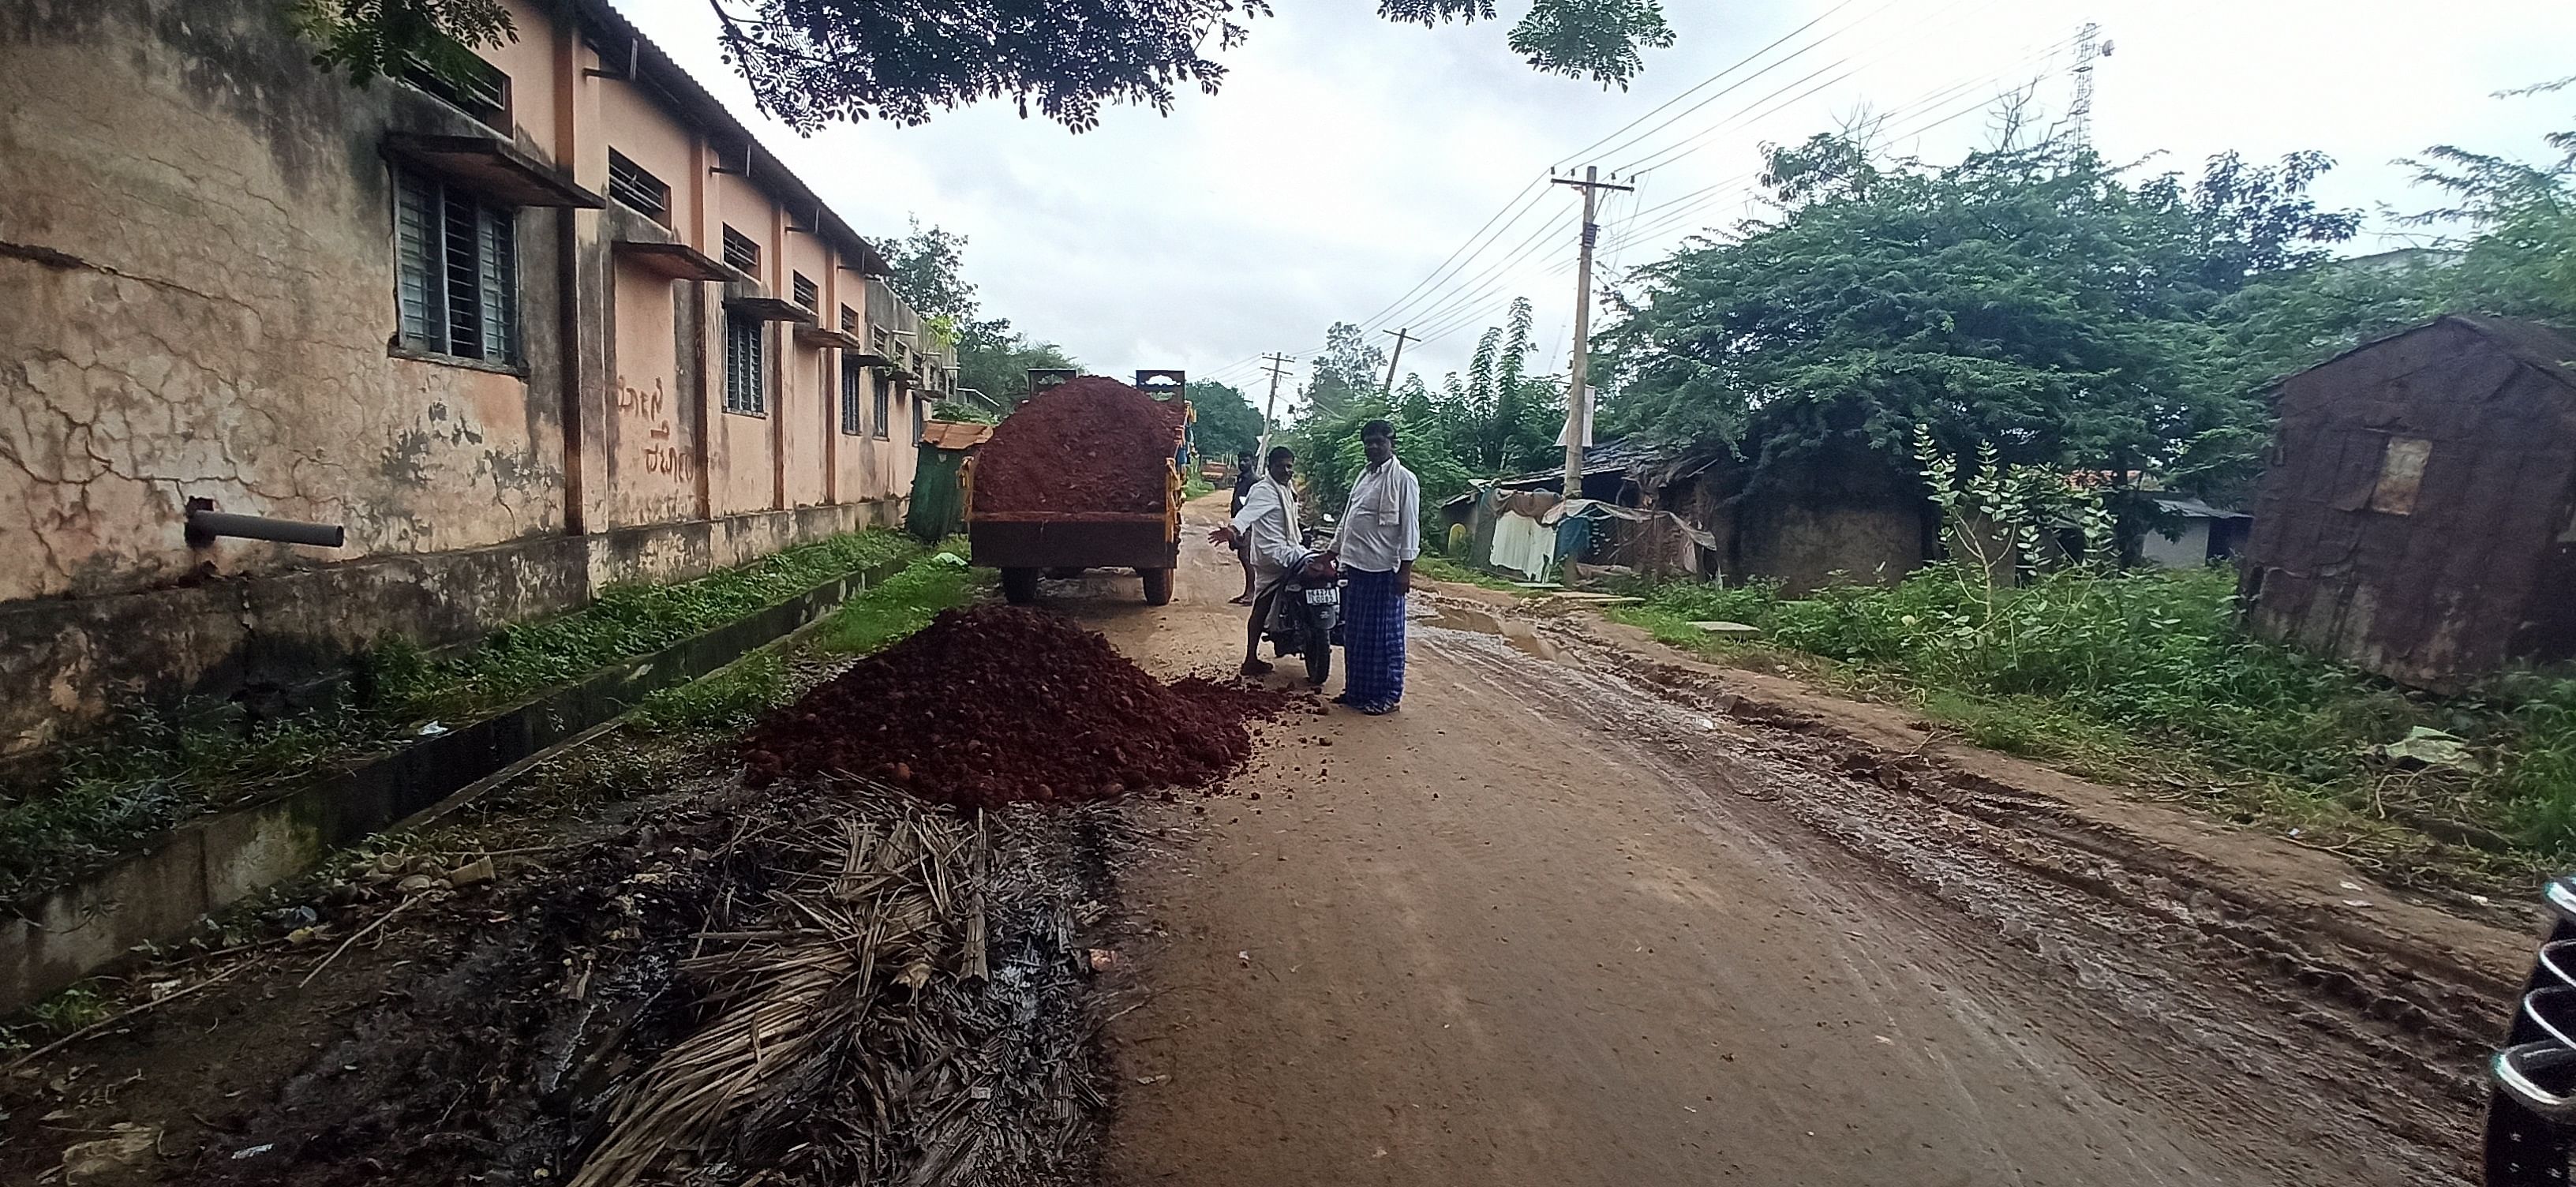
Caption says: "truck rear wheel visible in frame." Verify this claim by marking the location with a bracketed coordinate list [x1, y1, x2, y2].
[1002, 567, 1040, 605]
[1140, 567, 1174, 606]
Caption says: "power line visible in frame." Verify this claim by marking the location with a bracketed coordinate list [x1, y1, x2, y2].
[1383, 8, 2034, 347]
[1611, 0, 2020, 177]
[1355, 0, 1901, 338]
[1365, 7, 2079, 380]
[1354, 176, 1550, 334]
[1594, 35, 2086, 253]
[1387, 205, 1579, 343]
[1550, 0, 1880, 168]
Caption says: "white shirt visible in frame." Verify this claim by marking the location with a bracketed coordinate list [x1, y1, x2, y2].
[1230, 475, 1305, 577]
[1338, 457, 1420, 573]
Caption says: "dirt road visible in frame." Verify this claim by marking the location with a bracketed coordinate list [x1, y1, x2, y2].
[1053, 496, 2509, 1186]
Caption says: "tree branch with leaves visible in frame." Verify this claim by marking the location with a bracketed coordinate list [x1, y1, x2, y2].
[295, 0, 1676, 131]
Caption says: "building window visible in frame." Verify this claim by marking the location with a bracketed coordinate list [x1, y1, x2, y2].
[406, 51, 510, 130]
[838, 304, 859, 334]
[394, 167, 518, 363]
[2369, 436, 2432, 515]
[871, 373, 892, 440]
[792, 271, 818, 311]
[841, 361, 865, 436]
[605, 150, 668, 223]
[724, 313, 766, 415]
[912, 385, 927, 443]
[721, 226, 760, 276]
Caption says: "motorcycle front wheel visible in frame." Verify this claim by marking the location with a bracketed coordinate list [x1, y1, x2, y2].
[1304, 632, 1332, 687]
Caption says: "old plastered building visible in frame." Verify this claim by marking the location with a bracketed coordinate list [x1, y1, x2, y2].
[0, 0, 960, 755]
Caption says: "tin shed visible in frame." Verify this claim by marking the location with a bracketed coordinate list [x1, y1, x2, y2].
[2239, 315, 2576, 690]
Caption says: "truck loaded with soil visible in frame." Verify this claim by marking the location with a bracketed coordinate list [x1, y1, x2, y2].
[967, 375, 1189, 606]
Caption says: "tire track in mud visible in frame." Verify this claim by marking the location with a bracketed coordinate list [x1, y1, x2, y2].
[1421, 623, 2486, 1186]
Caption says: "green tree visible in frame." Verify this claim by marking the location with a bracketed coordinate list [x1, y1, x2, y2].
[882, 218, 979, 322]
[298, 0, 1676, 131]
[878, 219, 1078, 406]
[1305, 321, 1389, 417]
[1286, 396, 1473, 538]
[1188, 380, 1266, 458]
[1601, 134, 2363, 506]
[2402, 77, 2576, 325]
[955, 320, 1079, 407]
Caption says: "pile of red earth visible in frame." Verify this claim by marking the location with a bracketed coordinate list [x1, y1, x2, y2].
[970, 375, 1181, 516]
[740, 606, 1298, 808]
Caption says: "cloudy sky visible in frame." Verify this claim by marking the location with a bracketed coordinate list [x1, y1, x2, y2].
[625, 0, 2574, 408]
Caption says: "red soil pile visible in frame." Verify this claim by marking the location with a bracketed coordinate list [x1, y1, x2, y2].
[971, 376, 1181, 516]
[740, 606, 1299, 808]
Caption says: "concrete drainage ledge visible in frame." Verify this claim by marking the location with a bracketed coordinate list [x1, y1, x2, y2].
[0, 555, 911, 1014]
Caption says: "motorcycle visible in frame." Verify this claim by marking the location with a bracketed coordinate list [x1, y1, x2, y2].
[2486, 878, 2576, 1185]
[1264, 546, 1344, 687]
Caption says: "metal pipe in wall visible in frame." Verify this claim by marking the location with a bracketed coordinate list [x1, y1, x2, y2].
[185, 508, 346, 549]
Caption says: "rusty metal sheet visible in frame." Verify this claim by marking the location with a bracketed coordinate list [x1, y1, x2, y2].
[2242, 316, 2576, 689]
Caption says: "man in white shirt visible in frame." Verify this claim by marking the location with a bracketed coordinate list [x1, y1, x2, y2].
[1330, 419, 1420, 713]
[1207, 445, 1307, 675]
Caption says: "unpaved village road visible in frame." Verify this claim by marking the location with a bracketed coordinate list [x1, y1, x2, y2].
[1044, 496, 2515, 1187]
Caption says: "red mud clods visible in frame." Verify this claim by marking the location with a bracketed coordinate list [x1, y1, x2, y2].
[739, 607, 1300, 809]
[969, 376, 1183, 516]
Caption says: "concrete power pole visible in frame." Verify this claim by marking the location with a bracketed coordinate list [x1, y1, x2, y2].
[1552, 166, 1634, 499]
[1256, 353, 1294, 456]
[1380, 328, 1419, 397]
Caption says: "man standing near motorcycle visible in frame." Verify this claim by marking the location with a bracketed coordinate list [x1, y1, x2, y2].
[1227, 450, 1260, 605]
[1331, 419, 1420, 714]
[1208, 445, 1305, 676]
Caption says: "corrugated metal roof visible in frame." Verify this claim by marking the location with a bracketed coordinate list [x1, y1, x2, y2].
[1486, 439, 1668, 489]
[2307, 314, 2576, 390]
[2148, 496, 2248, 520]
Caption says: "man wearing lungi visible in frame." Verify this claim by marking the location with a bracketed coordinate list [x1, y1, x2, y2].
[1331, 419, 1419, 714]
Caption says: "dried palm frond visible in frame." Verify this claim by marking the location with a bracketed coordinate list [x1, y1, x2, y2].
[562, 778, 1107, 1187]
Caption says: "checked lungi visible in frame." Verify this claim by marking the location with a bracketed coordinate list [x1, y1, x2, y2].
[1340, 567, 1408, 710]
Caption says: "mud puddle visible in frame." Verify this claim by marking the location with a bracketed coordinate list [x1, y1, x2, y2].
[1417, 622, 2488, 1185]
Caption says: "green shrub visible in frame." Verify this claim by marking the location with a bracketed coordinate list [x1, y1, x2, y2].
[1616, 562, 2576, 863]
[809, 543, 987, 656]
[630, 652, 789, 734]
[0, 530, 922, 898]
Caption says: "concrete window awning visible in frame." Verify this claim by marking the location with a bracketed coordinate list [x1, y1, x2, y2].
[614, 240, 747, 283]
[384, 133, 604, 208]
[794, 325, 867, 350]
[724, 294, 817, 324]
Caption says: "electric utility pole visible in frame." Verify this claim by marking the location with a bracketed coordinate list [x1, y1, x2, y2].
[1256, 353, 1294, 455]
[1380, 328, 1419, 396]
[2069, 23, 2112, 152]
[1552, 165, 1633, 499]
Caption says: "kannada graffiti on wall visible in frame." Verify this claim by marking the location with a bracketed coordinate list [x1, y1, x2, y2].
[618, 378, 691, 480]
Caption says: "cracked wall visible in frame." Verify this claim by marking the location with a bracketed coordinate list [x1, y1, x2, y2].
[0, 0, 566, 607]
[0, 0, 929, 758]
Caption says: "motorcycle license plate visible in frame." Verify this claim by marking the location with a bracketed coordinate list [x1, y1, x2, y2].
[1305, 586, 1340, 605]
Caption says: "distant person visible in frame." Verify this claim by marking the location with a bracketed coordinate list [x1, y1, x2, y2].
[1228, 451, 1260, 605]
[1208, 446, 1305, 675]
[1329, 420, 1419, 714]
